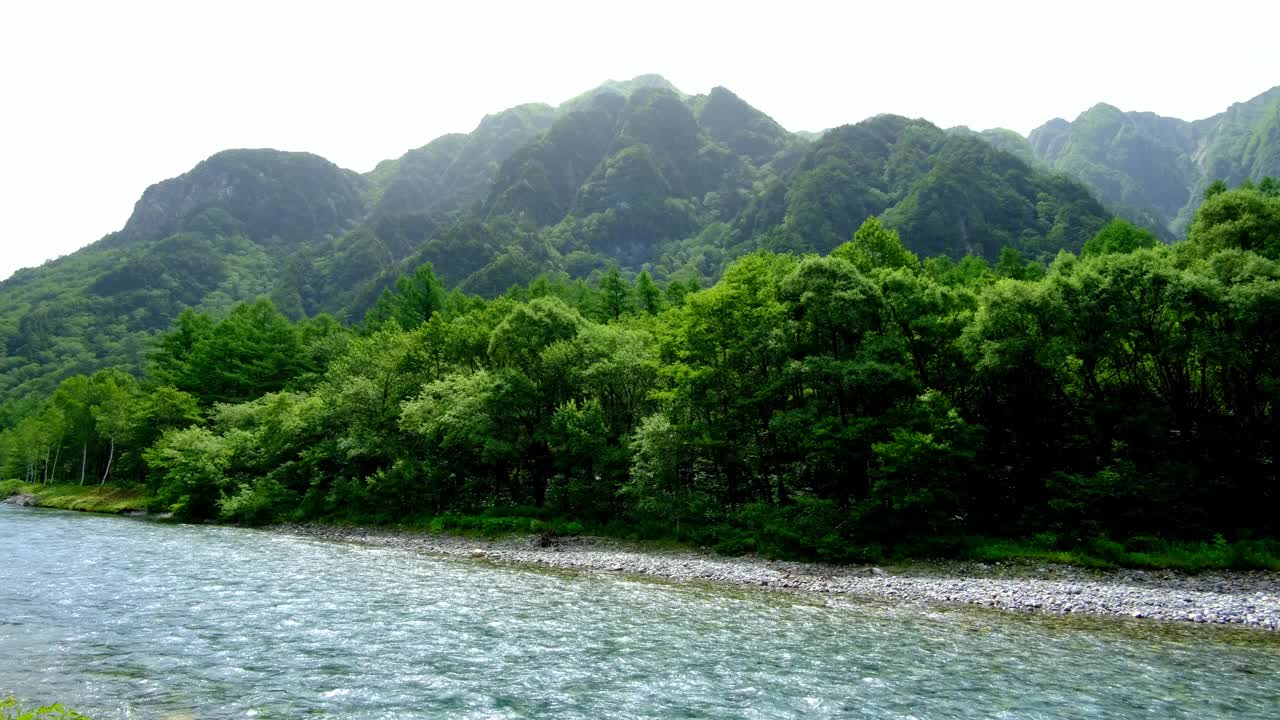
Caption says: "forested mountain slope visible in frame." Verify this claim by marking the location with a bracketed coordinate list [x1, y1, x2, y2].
[967, 86, 1280, 239]
[0, 149, 364, 418]
[7, 188, 1280, 567]
[0, 75, 1117, 414]
[738, 116, 1108, 260]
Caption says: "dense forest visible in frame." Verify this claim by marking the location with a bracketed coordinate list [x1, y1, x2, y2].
[3, 76, 1280, 566]
[6, 79, 1275, 424]
[0, 75, 1128, 417]
[4, 179, 1279, 565]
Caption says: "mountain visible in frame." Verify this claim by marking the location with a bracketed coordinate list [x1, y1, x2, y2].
[967, 86, 1280, 238]
[739, 115, 1108, 260]
[114, 149, 368, 248]
[365, 103, 558, 217]
[0, 75, 1116, 413]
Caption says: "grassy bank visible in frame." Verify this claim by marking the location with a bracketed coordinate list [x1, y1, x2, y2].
[932, 535, 1280, 573]
[0, 480, 146, 514]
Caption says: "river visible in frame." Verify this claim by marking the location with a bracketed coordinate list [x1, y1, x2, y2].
[1, 504, 1277, 719]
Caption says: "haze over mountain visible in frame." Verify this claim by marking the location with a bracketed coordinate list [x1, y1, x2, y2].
[3, 73, 1280, 415]
[960, 86, 1280, 239]
[6, 1, 1278, 282]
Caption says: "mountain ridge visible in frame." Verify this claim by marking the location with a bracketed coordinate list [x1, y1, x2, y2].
[2, 75, 1276, 414]
[982, 85, 1280, 238]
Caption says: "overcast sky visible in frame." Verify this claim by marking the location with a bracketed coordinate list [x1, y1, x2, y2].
[2, 0, 1277, 280]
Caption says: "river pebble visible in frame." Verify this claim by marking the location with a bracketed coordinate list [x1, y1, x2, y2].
[275, 524, 1280, 631]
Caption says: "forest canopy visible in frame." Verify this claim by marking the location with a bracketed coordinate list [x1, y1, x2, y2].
[5, 185, 1279, 566]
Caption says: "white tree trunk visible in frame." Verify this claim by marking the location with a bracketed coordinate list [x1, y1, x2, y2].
[80, 442, 87, 486]
[99, 436, 115, 487]
[49, 438, 62, 485]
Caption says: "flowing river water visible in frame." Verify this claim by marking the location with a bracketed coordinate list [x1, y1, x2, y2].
[2, 504, 1278, 719]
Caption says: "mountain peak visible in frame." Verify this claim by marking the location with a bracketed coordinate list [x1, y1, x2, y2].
[118, 148, 366, 247]
[1079, 102, 1125, 120]
[559, 74, 684, 113]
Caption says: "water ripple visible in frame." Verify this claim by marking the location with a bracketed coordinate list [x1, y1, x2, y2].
[2, 505, 1277, 719]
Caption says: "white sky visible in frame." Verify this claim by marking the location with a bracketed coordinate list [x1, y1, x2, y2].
[2, 0, 1277, 280]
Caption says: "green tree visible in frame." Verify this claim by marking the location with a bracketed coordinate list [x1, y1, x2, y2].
[90, 370, 138, 486]
[364, 263, 447, 329]
[51, 376, 97, 485]
[131, 386, 202, 453]
[183, 299, 305, 404]
[487, 297, 585, 376]
[634, 270, 662, 314]
[1203, 179, 1229, 200]
[994, 247, 1030, 279]
[834, 216, 919, 274]
[545, 399, 616, 517]
[1081, 218, 1160, 257]
[624, 413, 701, 533]
[598, 265, 631, 321]
[150, 308, 213, 388]
[1187, 188, 1280, 259]
[144, 426, 231, 520]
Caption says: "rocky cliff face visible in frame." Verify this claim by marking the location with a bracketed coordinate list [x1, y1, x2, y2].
[1025, 87, 1280, 237]
[117, 149, 367, 249]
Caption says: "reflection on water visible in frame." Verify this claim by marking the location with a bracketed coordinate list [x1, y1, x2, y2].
[1, 504, 1277, 719]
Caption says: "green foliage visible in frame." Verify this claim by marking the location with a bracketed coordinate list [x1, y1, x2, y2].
[0, 482, 145, 514]
[834, 217, 919, 273]
[597, 265, 631, 321]
[1204, 179, 1230, 200]
[153, 299, 304, 404]
[4, 78, 1280, 570]
[0, 697, 91, 720]
[0, 75, 1121, 416]
[143, 427, 231, 520]
[220, 476, 297, 526]
[1187, 187, 1280, 258]
[1081, 218, 1160, 257]
[364, 263, 447, 330]
[958, 536, 1280, 572]
[634, 270, 662, 314]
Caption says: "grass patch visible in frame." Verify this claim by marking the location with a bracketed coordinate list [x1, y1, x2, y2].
[958, 538, 1119, 569]
[0, 479, 28, 498]
[923, 535, 1280, 572]
[1, 481, 146, 514]
[400, 511, 586, 539]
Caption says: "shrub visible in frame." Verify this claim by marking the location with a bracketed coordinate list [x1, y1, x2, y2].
[0, 480, 25, 498]
[143, 427, 231, 521]
[219, 477, 297, 526]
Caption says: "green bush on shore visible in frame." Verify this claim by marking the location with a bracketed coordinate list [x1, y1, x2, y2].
[6, 479, 1277, 571]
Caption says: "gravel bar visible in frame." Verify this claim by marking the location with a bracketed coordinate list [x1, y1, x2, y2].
[275, 524, 1280, 631]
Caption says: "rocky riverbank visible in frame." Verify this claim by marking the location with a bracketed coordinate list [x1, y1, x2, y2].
[276, 524, 1280, 631]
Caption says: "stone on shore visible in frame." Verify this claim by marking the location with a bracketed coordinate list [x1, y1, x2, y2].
[269, 523, 1280, 632]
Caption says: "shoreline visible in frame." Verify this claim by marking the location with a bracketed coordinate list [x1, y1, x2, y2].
[274, 523, 1280, 631]
[6, 496, 1278, 631]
